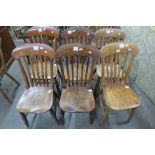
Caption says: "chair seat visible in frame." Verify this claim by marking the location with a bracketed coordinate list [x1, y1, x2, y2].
[60, 86, 95, 112]
[103, 84, 140, 110]
[31, 62, 57, 79]
[16, 86, 53, 113]
[96, 64, 125, 78]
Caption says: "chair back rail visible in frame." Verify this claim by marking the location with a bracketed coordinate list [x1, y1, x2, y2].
[61, 27, 95, 45]
[89, 26, 121, 32]
[12, 43, 55, 89]
[26, 27, 60, 50]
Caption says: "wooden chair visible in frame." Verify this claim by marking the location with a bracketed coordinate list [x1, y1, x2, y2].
[26, 26, 60, 50]
[60, 27, 95, 46]
[99, 42, 140, 126]
[95, 28, 126, 77]
[55, 43, 99, 124]
[88, 26, 121, 32]
[0, 37, 20, 103]
[26, 26, 61, 97]
[95, 28, 126, 49]
[11, 26, 31, 43]
[12, 43, 60, 128]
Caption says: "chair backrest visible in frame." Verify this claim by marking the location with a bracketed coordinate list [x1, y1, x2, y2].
[0, 37, 5, 74]
[26, 26, 60, 50]
[61, 27, 95, 45]
[12, 43, 55, 89]
[95, 28, 126, 49]
[100, 42, 138, 85]
[89, 26, 121, 32]
[55, 43, 98, 88]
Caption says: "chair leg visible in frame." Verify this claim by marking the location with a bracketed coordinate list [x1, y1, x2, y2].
[0, 88, 12, 104]
[5, 72, 20, 86]
[100, 106, 110, 126]
[19, 112, 29, 128]
[49, 108, 60, 126]
[127, 108, 136, 122]
[89, 110, 95, 124]
[60, 110, 65, 125]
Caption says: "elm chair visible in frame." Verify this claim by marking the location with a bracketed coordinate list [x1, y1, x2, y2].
[60, 27, 95, 46]
[26, 26, 60, 50]
[99, 42, 140, 126]
[0, 37, 20, 103]
[55, 43, 99, 124]
[88, 26, 121, 33]
[12, 43, 59, 128]
[26, 26, 61, 97]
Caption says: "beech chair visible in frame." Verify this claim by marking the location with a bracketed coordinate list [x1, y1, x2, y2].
[60, 27, 95, 46]
[95, 28, 126, 77]
[0, 37, 20, 103]
[88, 26, 121, 33]
[12, 43, 59, 128]
[55, 43, 99, 124]
[99, 42, 140, 126]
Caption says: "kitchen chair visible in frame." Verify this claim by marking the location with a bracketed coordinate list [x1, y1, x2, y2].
[95, 28, 126, 77]
[88, 26, 121, 32]
[60, 27, 95, 46]
[11, 26, 31, 42]
[55, 43, 99, 124]
[26, 26, 60, 50]
[99, 42, 140, 126]
[12, 43, 59, 128]
[26, 26, 61, 97]
[0, 37, 20, 103]
[95, 28, 126, 49]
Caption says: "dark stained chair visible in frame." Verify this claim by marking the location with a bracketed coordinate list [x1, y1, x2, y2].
[12, 43, 59, 128]
[55, 43, 99, 124]
[60, 27, 95, 46]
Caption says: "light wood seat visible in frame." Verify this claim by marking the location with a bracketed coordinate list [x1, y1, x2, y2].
[103, 83, 140, 110]
[60, 86, 95, 112]
[16, 86, 53, 113]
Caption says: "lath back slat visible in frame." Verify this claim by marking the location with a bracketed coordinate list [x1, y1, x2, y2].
[12, 43, 55, 89]
[100, 42, 139, 85]
[61, 27, 95, 46]
[26, 26, 60, 50]
[55, 43, 98, 88]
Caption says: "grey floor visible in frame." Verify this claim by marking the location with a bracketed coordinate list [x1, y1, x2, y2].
[0, 32, 155, 129]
